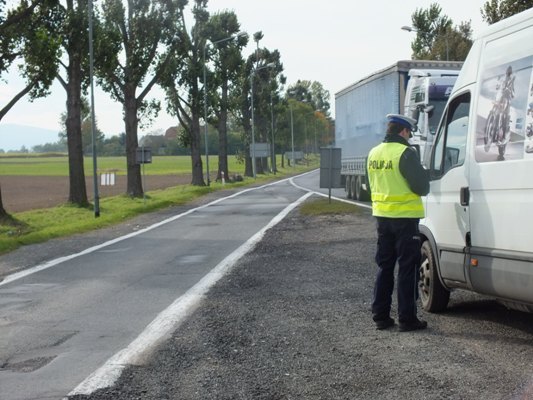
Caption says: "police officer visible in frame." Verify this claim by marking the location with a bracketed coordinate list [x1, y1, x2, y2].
[367, 113, 430, 331]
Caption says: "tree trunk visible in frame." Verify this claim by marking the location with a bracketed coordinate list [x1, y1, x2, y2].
[217, 116, 229, 181]
[270, 114, 276, 173]
[241, 101, 253, 177]
[190, 115, 205, 185]
[217, 81, 229, 182]
[0, 184, 9, 220]
[124, 87, 143, 197]
[0, 84, 34, 219]
[0, 184, 23, 226]
[65, 54, 89, 207]
[260, 156, 269, 173]
[0, 84, 33, 120]
[244, 142, 253, 177]
[256, 157, 264, 175]
[255, 114, 267, 175]
[260, 121, 270, 171]
[255, 120, 265, 175]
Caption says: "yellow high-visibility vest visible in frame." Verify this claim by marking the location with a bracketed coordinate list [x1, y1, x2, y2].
[367, 142, 424, 218]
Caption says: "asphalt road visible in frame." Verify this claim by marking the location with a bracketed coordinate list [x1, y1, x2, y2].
[69, 173, 533, 400]
[0, 175, 315, 400]
[2, 170, 533, 400]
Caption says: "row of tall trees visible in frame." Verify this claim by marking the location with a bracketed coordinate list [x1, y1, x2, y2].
[481, 0, 533, 23]
[407, 1, 533, 62]
[0, 0, 332, 220]
[4, 0, 526, 220]
[408, 3, 473, 61]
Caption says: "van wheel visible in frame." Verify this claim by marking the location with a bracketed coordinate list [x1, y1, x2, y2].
[419, 241, 450, 312]
[345, 176, 353, 199]
[355, 176, 370, 201]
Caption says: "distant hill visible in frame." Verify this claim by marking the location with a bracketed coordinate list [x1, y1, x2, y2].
[0, 124, 60, 152]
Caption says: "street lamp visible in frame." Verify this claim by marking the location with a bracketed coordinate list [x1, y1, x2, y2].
[203, 31, 247, 186]
[401, 25, 449, 61]
[314, 121, 318, 154]
[270, 90, 276, 173]
[288, 102, 295, 170]
[88, 0, 99, 217]
[401, 25, 416, 32]
[250, 62, 275, 178]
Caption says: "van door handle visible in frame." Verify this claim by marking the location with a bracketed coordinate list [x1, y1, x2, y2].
[460, 187, 470, 206]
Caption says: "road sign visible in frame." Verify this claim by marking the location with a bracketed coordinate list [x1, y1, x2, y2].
[136, 147, 152, 164]
[320, 147, 342, 202]
[250, 142, 270, 158]
[284, 151, 304, 162]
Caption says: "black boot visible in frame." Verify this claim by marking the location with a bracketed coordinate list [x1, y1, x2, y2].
[399, 318, 427, 332]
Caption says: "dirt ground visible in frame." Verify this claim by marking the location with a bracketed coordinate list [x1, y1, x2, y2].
[0, 174, 192, 213]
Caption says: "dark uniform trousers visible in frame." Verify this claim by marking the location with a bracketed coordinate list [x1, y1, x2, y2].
[372, 217, 421, 323]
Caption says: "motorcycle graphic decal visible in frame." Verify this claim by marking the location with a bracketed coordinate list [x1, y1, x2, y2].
[476, 55, 533, 163]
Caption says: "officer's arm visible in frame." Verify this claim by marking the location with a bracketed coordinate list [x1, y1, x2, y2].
[399, 147, 430, 196]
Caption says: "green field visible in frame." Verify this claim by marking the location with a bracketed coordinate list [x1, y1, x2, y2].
[0, 155, 249, 176]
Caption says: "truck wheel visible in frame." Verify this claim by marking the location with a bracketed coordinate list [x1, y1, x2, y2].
[345, 176, 353, 199]
[419, 241, 450, 312]
[355, 176, 370, 201]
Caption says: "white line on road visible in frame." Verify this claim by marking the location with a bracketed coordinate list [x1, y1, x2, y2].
[288, 174, 372, 209]
[0, 176, 296, 288]
[67, 191, 313, 397]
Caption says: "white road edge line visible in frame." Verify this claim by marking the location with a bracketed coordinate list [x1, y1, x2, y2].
[0, 175, 296, 288]
[288, 175, 372, 210]
[66, 191, 314, 397]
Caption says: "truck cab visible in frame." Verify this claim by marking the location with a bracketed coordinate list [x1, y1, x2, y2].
[405, 69, 458, 167]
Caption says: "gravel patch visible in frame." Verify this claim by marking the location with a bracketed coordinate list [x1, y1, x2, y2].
[69, 202, 533, 400]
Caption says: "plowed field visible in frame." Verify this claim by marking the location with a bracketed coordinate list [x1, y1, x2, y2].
[0, 175, 190, 213]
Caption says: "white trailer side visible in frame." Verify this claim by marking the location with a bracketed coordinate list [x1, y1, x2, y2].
[335, 60, 463, 201]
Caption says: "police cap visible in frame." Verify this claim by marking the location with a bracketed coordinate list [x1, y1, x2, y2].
[386, 114, 417, 132]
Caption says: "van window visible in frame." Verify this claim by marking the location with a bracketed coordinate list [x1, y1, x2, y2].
[431, 93, 471, 178]
[428, 99, 446, 135]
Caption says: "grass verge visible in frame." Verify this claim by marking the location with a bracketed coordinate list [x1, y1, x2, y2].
[0, 163, 317, 255]
[299, 198, 361, 216]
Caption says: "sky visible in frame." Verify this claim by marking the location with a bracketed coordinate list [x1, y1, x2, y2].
[0, 0, 489, 141]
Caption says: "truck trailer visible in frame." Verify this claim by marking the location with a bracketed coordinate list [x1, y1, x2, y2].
[335, 60, 463, 201]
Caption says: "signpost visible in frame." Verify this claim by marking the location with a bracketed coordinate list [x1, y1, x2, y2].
[319, 147, 342, 203]
[250, 142, 270, 158]
[136, 147, 152, 204]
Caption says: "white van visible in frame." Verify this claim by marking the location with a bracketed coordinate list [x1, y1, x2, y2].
[419, 8, 533, 313]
